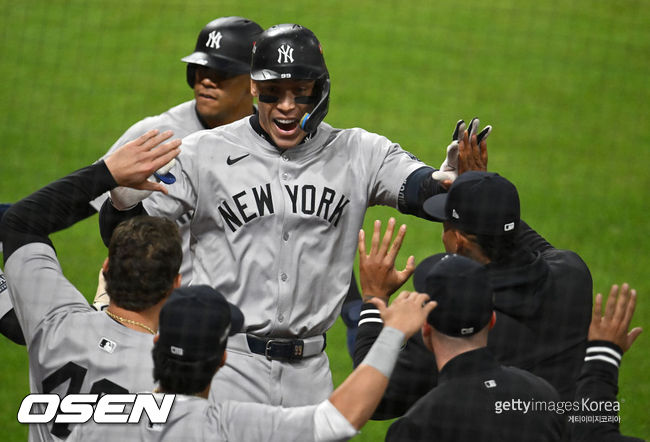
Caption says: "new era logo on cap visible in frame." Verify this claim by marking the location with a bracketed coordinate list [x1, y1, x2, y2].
[452, 209, 460, 219]
[170, 346, 184, 356]
[504, 222, 515, 232]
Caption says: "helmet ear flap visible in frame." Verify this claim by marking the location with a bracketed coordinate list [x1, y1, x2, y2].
[186, 65, 197, 88]
[300, 76, 330, 133]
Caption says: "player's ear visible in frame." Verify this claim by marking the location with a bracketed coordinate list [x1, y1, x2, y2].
[488, 311, 496, 330]
[219, 350, 227, 369]
[153, 333, 160, 344]
[101, 257, 109, 273]
[250, 79, 258, 97]
[173, 274, 182, 289]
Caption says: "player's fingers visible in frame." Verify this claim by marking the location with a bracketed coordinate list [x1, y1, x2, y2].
[141, 132, 176, 158]
[626, 327, 643, 350]
[133, 129, 160, 147]
[621, 288, 637, 331]
[612, 283, 631, 325]
[476, 125, 491, 145]
[592, 293, 603, 324]
[379, 218, 396, 256]
[603, 284, 619, 320]
[149, 141, 181, 171]
[452, 120, 465, 141]
[367, 296, 387, 314]
[137, 180, 169, 195]
[370, 220, 381, 255]
[422, 299, 437, 315]
[468, 118, 479, 138]
[388, 223, 407, 261]
[358, 229, 367, 258]
[401, 255, 416, 276]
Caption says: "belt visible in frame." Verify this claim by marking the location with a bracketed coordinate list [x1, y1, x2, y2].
[246, 334, 326, 361]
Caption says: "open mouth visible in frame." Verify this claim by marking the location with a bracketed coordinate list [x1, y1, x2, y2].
[274, 118, 299, 133]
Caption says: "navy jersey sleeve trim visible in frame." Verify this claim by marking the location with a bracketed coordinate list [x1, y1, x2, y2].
[397, 166, 442, 218]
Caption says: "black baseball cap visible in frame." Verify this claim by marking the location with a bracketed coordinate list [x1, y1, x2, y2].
[423, 171, 520, 236]
[414, 253, 493, 337]
[157, 285, 244, 362]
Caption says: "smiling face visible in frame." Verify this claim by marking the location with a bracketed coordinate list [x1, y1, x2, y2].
[251, 79, 316, 150]
[193, 66, 253, 128]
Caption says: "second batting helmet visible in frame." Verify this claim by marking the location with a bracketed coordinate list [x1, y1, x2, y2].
[251, 24, 330, 133]
[182, 16, 262, 88]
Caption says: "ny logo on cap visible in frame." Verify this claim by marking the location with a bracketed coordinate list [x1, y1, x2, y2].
[278, 44, 294, 63]
[206, 31, 223, 49]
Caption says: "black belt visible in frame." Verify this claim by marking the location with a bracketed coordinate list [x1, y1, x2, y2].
[246, 334, 327, 361]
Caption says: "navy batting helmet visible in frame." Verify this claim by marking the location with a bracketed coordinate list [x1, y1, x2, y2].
[251, 24, 330, 133]
[182, 17, 262, 88]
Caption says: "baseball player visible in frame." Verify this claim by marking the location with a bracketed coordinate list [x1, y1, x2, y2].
[91, 16, 263, 284]
[88, 16, 366, 353]
[0, 204, 25, 345]
[385, 253, 565, 441]
[0, 130, 181, 441]
[354, 171, 592, 422]
[100, 23, 491, 407]
[67, 285, 436, 441]
[0, 17, 263, 345]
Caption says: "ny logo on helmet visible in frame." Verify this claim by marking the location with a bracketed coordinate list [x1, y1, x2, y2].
[277, 44, 294, 64]
[206, 31, 223, 50]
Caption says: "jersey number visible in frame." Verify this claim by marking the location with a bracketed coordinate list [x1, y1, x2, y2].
[42, 361, 127, 438]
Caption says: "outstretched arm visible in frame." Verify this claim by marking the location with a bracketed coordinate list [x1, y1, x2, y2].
[326, 291, 436, 432]
[353, 218, 438, 419]
[1, 130, 180, 260]
[571, 283, 644, 442]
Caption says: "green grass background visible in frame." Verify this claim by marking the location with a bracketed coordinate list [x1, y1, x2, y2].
[1, 0, 648, 440]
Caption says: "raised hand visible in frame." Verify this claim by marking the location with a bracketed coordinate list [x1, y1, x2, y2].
[358, 218, 415, 304]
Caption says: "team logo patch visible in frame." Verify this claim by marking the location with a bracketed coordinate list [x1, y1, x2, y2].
[99, 338, 117, 354]
[277, 44, 294, 63]
[206, 31, 223, 49]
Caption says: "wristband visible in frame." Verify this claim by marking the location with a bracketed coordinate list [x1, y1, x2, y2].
[361, 326, 404, 378]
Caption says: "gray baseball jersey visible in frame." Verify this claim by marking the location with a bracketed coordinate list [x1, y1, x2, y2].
[138, 117, 423, 405]
[68, 394, 356, 442]
[90, 99, 204, 282]
[0, 268, 12, 319]
[143, 117, 423, 337]
[5, 242, 157, 442]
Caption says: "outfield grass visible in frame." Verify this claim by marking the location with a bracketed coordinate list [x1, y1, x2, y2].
[1, 0, 648, 440]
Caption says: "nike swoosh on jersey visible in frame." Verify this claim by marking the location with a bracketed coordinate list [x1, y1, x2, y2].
[226, 154, 250, 165]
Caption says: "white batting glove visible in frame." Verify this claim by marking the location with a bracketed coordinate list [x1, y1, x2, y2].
[109, 158, 176, 211]
[432, 120, 465, 182]
[432, 118, 491, 183]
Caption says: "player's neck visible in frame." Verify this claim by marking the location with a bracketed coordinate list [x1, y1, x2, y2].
[105, 304, 158, 335]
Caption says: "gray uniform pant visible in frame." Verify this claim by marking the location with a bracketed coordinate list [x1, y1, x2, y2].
[209, 333, 334, 407]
